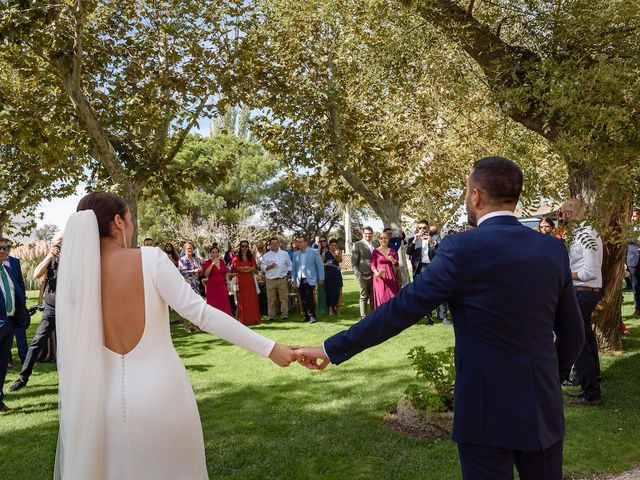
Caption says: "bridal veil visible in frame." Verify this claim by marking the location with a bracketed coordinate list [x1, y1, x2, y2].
[54, 210, 107, 479]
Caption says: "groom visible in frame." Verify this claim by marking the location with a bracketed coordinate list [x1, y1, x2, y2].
[297, 157, 585, 480]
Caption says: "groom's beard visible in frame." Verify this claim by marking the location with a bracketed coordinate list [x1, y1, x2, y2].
[466, 201, 477, 227]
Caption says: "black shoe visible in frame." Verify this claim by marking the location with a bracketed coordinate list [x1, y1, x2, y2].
[281, 316, 288, 321]
[568, 397, 601, 406]
[267, 317, 274, 322]
[307, 317, 317, 324]
[0, 403, 12, 413]
[634, 309, 640, 317]
[10, 377, 28, 392]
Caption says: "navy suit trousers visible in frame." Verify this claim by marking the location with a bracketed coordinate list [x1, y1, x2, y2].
[629, 266, 640, 309]
[574, 291, 602, 401]
[298, 279, 316, 320]
[458, 439, 563, 480]
[0, 320, 15, 405]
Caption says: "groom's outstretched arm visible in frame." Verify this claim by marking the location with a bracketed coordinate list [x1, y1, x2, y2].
[323, 237, 459, 365]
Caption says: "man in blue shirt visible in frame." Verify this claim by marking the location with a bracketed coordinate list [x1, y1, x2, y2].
[292, 235, 325, 324]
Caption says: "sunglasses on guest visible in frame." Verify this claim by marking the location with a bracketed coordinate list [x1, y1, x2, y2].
[0, 245, 11, 252]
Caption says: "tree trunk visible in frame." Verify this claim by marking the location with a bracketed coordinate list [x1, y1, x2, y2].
[325, 51, 404, 235]
[121, 181, 141, 248]
[568, 162, 629, 351]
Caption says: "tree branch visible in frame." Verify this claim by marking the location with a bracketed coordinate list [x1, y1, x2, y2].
[397, 0, 559, 141]
[53, 1, 125, 187]
[147, 94, 211, 180]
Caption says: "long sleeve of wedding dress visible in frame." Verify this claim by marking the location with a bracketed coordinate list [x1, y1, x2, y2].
[149, 247, 276, 357]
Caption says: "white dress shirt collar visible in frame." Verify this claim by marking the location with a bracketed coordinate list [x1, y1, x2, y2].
[477, 210, 516, 226]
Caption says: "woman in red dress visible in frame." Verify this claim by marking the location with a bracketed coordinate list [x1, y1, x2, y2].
[201, 245, 232, 315]
[231, 241, 262, 325]
[371, 231, 400, 308]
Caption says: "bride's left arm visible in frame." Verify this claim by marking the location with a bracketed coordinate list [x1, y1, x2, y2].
[151, 249, 277, 358]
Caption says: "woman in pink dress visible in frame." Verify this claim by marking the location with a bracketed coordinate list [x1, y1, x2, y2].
[201, 245, 232, 315]
[371, 231, 400, 308]
[231, 241, 262, 325]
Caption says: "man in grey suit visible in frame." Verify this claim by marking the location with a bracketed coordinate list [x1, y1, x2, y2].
[351, 226, 376, 319]
[628, 207, 640, 317]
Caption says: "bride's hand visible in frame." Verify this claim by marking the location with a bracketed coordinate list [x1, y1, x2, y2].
[269, 343, 298, 367]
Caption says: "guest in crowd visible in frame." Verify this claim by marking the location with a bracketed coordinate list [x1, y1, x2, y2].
[201, 245, 232, 315]
[164, 242, 179, 267]
[311, 235, 321, 249]
[254, 240, 268, 315]
[316, 237, 330, 315]
[260, 237, 292, 322]
[0, 235, 29, 412]
[10, 233, 62, 392]
[384, 227, 403, 253]
[232, 241, 261, 326]
[254, 241, 266, 266]
[352, 227, 376, 320]
[371, 231, 400, 307]
[538, 217, 556, 236]
[224, 242, 236, 266]
[407, 220, 436, 278]
[323, 238, 343, 315]
[384, 228, 411, 288]
[628, 207, 640, 317]
[287, 238, 298, 260]
[427, 225, 449, 324]
[560, 198, 603, 406]
[292, 235, 325, 324]
[320, 238, 343, 315]
[178, 241, 203, 332]
[407, 220, 438, 324]
[143, 238, 155, 247]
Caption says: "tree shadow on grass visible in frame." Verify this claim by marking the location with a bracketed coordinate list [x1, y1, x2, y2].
[563, 351, 640, 477]
[196, 368, 461, 480]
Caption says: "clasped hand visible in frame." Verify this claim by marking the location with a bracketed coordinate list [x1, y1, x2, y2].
[268, 344, 331, 370]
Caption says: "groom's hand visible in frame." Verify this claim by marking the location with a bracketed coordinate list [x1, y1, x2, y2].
[269, 343, 298, 367]
[294, 346, 331, 370]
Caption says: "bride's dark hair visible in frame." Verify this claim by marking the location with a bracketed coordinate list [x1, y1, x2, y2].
[77, 192, 128, 238]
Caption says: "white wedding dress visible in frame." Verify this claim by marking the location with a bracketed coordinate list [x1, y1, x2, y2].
[55, 211, 276, 480]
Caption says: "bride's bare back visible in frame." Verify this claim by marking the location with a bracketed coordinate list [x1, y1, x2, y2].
[101, 247, 145, 354]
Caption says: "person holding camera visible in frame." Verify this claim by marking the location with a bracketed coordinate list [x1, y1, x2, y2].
[406, 220, 438, 278]
[406, 220, 440, 325]
[10, 232, 63, 392]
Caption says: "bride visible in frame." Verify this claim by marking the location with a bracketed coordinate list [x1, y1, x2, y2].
[54, 192, 298, 479]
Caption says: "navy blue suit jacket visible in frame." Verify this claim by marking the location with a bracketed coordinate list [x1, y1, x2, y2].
[0, 256, 28, 328]
[325, 216, 584, 450]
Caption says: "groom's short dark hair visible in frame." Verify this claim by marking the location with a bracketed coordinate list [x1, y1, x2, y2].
[471, 156, 523, 205]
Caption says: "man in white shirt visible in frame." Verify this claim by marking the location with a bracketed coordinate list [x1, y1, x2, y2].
[560, 197, 603, 406]
[260, 238, 292, 322]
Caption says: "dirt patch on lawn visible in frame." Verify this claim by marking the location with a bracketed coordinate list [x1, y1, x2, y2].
[565, 468, 640, 480]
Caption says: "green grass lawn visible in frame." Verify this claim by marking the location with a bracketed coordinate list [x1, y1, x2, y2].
[1, 276, 639, 479]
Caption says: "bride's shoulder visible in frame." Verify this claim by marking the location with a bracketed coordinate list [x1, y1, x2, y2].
[139, 245, 166, 262]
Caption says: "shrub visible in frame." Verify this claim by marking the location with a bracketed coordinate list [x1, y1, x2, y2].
[404, 346, 455, 413]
